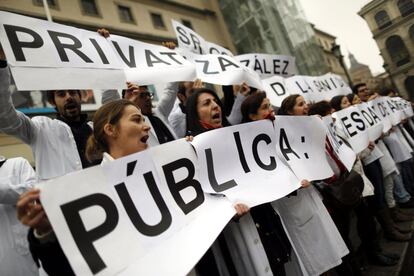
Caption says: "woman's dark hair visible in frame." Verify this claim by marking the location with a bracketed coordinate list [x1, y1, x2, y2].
[46, 90, 81, 105]
[330, 95, 346, 112]
[346, 93, 356, 104]
[86, 99, 138, 161]
[278, 94, 300, 115]
[186, 88, 230, 136]
[241, 92, 267, 123]
[222, 85, 235, 117]
[308, 100, 332, 116]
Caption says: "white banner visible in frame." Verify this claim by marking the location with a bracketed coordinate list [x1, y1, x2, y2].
[357, 102, 383, 141]
[322, 116, 356, 171]
[191, 120, 300, 206]
[332, 105, 370, 153]
[235, 53, 297, 78]
[262, 75, 288, 107]
[367, 97, 393, 133]
[108, 35, 196, 85]
[273, 116, 334, 180]
[171, 20, 206, 55]
[188, 53, 264, 89]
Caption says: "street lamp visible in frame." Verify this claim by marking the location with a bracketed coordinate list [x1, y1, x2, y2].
[331, 42, 353, 87]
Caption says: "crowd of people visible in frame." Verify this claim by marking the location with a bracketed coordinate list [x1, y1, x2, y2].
[1, 31, 414, 276]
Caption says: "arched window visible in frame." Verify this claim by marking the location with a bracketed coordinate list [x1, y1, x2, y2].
[409, 25, 414, 41]
[375, 10, 391, 29]
[386, 35, 410, 66]
[398, 0, 414, 17]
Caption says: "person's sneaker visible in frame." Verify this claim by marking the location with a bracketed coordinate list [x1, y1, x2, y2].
[385, 229, 411, 242]
[394, 224, 414, 233]
[381, 252, 400, 261]
[391, 208, 414, 222]
[369, 253, 398, 266]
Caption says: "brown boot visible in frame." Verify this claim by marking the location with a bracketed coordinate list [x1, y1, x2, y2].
[390, 207, 414, 222]
[394, 223, 414, 233]
[376, 208, 411, 242]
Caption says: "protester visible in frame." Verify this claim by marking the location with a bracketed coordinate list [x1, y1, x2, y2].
[349, 84, 412, 242]
[185, 88, 251, 276]
[0, 156, 38, 276]
[0, 48, 98, 182]
[272, 94, 350, 275]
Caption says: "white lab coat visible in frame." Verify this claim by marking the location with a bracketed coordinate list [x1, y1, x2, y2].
[0, 157, 38, 276]
[272, 186, 349, 276]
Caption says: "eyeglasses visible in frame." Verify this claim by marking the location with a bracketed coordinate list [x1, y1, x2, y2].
[137, 91, 154, 99]
[125, 90, 154, 99]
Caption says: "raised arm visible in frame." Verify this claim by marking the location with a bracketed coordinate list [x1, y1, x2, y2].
[0, 54, 37, 144]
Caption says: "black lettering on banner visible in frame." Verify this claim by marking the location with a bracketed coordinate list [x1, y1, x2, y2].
[377, 102, 389, 117]
[209, 47, 220, 54]
[176, 26, 190, 44]
[282, 60, 289, 75]
[361, 110, 374, 126]
[89, 38, 109, 64]
[218, 56, 240, 71]
[330, 78, 338, 89]
[279, 128, 301, 161]
[145, 50, 171, 67]
[195, 60, 219, 74]
[160, 52, 183, 65]
[270, 82, 286, 96]
[47, 31, 93, 63]
[350, 111, 366, 131]
[253, 58, 263, 73]
[387, 100, 397, 113]
[262, 59, 271, 74]
[4, 25, 44, 62]
[341, 116, 357, 137]
[233, 132, 251, 173]
[367, 106, 382, 123]
[320, 79, 332, 91]
[273, 59, 281, 74]
[60, 193, 119, 275]
[190, 34, 202, 54]
[295, 81, 312, 94]
[252, 134, 277, 170]
[111, 41, 136, 67]
[239, 59, 249, 67]
[162, 158, 205, 215]
[205, 148, 238, 192]
[313, 80, 323, 92]
[115, 171, 172, 236]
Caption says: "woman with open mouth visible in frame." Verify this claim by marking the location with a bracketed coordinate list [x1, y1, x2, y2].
[16, 99, 151, 276]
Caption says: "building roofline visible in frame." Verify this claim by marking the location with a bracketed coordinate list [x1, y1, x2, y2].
[358, 0, 387, 17]
[312, 25, 336, 39]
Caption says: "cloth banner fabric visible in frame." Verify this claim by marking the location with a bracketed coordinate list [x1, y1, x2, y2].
[322, 116, 356, 171]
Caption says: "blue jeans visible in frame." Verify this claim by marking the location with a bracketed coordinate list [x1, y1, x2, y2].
[392, 172, 411, 203]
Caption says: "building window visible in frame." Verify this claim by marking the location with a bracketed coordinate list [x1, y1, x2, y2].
[118, 5, 134, 23]
[374, 10, 392, 29]
[386, 35, 410, 67]
[398, 0, 414, 17]
[150, 13, 166, 29]
[182, 19, 193, 30]
[81, 0, 99, 16]
[33, 0, 57, 8]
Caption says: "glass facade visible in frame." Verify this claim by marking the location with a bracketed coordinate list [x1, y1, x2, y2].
[219, 0, 329, 76]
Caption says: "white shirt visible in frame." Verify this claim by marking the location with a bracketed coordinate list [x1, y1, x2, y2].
[0, 157, 38, 276]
